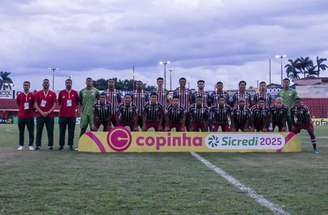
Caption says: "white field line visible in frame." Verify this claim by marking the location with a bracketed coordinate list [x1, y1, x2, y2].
[191, 152, 290, 215]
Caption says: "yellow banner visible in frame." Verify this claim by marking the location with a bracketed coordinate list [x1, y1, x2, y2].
[312, 118, 328, 127]
[78, 127, 302, 153]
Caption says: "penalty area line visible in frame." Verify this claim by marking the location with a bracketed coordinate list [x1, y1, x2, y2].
[190, 152, 290, 215]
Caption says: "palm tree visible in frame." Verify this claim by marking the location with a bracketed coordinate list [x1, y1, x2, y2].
[307, 66, 319, 77]
[298, 57, 314, 78]
[316, 56, 328, 77]
[285, 59, 301, 80]
[0, 71, 13, 90]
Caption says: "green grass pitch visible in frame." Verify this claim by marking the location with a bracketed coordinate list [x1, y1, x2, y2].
[0, 124, 327, 215]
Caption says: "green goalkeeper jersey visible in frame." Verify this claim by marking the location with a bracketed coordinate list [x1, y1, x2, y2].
[79, 87, 99, 115]
[278, 88, 298, 109]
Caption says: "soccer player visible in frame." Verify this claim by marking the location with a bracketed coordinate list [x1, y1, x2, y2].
[278, 78, 298, 131]
[189, 96, 210, 132]
[143, 93, 164, 131]
[132, 80, 148, 129]
[291, 98, 319, 153]
[231, 99, 252, 132]
[116, 94, 138, 131]
[251, 98, 271, 132]
[16, 81, 35, 151]
[270, 97, 288, 132]
[93, 93, 112, 131]
[155, 77, 168, 107]
[79, 77, 99, 136]
[253, 81, 272, 107]
[58, 79, 79, 151]
[165, 95, 186, 131]
[210, 81, 230, 107]
[105, 79, 121, 127]
[209, 96, 231, 132]
[192, 80, 210, 106]
[232, 81, 252, 108]
[174, 77, 192, 130]
[34, 79, 57, 150]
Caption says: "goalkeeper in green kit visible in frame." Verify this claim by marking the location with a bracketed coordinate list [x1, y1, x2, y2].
[278, 78, 298, 131]
[79, 77, 99, 136]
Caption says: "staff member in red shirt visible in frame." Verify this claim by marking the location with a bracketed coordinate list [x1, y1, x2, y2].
[16, 81, 35, 151]
[58, 79, 79, 151]
[34, 79, 57, 150]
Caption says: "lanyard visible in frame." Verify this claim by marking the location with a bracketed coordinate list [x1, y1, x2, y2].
[43, 90, 49, 99]
[66, 89, 71, 99]
[24, 92, 29, 102]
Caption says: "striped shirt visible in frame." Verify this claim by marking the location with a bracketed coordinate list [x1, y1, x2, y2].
[174, 88, 191, 110]
[156, 89, 168, 107]
[144, 103, 164, 122]
[210, 91, 230, 107]
[251, 105, 271, 125]
[270, 105, 288, 124]
[117, 104, 137, 123]
[253, 92, 272, 107]
[192, 90, 210, 106]
[132, 91, 148, 116]
[210, 104, 231, 125]
[189, 104, 209, 122]
[291, 105, 311, 126]
[232, 91, 252, 107]
[166, 105, 185, 123]
[105, 89, 122, 115]
[94, 102, 112, 122]
[231, 106, 252, 125]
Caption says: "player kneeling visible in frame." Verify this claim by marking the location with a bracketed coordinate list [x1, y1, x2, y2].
[165, 95, 186, 131]
[291, 98, 319, 154]
[251, 98, 271, 132]
[189, 96, 209, 132]
[143, 93, 164, 131]
[116, 94, 138, 131]
[270, 97, 288, 131]
[209, 96, 231, 132]
[231, 99, 252, 131]
[92, 93, 112, 131]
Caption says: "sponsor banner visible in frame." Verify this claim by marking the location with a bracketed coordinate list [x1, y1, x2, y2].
[78, 127, 301, 153]
[312, 118, 328, 127]
[0, 90, 15, 99]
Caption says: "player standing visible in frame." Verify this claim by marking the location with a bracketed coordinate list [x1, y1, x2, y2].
[133, 80, 148, 129]
[116, 94, 138, 131]
[232, 81, 252, 108]
[189, 96, 209, 131]
[105, 79, 121, 127]
[192, 80, 210, 106]
[291, 98, 319, 153]
[165, 96, 186, 132]
[231, 99, 252, 131]
[79, 77, 99, 136]
[251, 98, 271, 132]
[253, 81, 272, 107]
[270, 97, 288, 131]
[174, 77, 192, 130]
[93, 93, 112, 131]
[209, 96, 231, 132]
[210, 81, 230, 107]
[16, 81, 35, 151]
[155, 77, 168, 107]
[143, 93, 164, 131]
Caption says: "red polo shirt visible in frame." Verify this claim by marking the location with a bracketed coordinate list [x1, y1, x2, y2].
[35, 90, 57, 118]
[16, 92, 35, 119]
[58, 89, 79, 117]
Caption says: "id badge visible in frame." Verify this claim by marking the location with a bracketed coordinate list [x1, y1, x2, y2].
[24, 102, 29, 110]
[40, 99, 47, 107]
[66, 99, 72, 107]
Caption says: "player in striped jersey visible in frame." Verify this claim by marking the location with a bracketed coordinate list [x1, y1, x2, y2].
[210, 81, 230, 107]
[231, 99, 252, 131]
[143, 93, 164, 131]
[105, 79, 122, 126]
[253, 81, 272, 107]
[155, 77, 168, 107]
[291, 98, 318, 153]
[191, 80, 210, 106]
[92, 93, 112, 131]
[116, 94, 138, 131]
[174, 77, 192, 130]
[209, 96, 232, 132]
[270, 97, 288, 131]
[132, 81, 148, 129]
[232, 81, 252, 108]
[189, 96, 210, 131]
[165, 95, 186, 131]
[250, 98, 271, 132]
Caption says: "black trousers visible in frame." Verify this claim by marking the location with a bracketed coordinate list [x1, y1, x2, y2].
[36, 117, 54, 147]
[18, 118, 34, 146]
[59, 117, 76, 147]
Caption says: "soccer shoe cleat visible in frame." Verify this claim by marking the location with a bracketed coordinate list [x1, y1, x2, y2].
[69, 146, 74, 151]
[58, 146, 64, 151]
[35, 146, 41, 151]
[314, 149, 320, 154]
[48, 146, 53, 150]
[28, 146, 35, 151]
[17, 146, 24, 151]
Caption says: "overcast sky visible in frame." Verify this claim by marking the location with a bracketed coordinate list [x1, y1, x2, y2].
[1, 0, 328, 91]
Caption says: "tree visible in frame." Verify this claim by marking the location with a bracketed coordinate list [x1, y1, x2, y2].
[285, 59, 301, 80]
[298, 57, 314, 78]
[316, 56, 328, 77]
[93, 78, 107, 90]
[0, 71, 13, 90]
